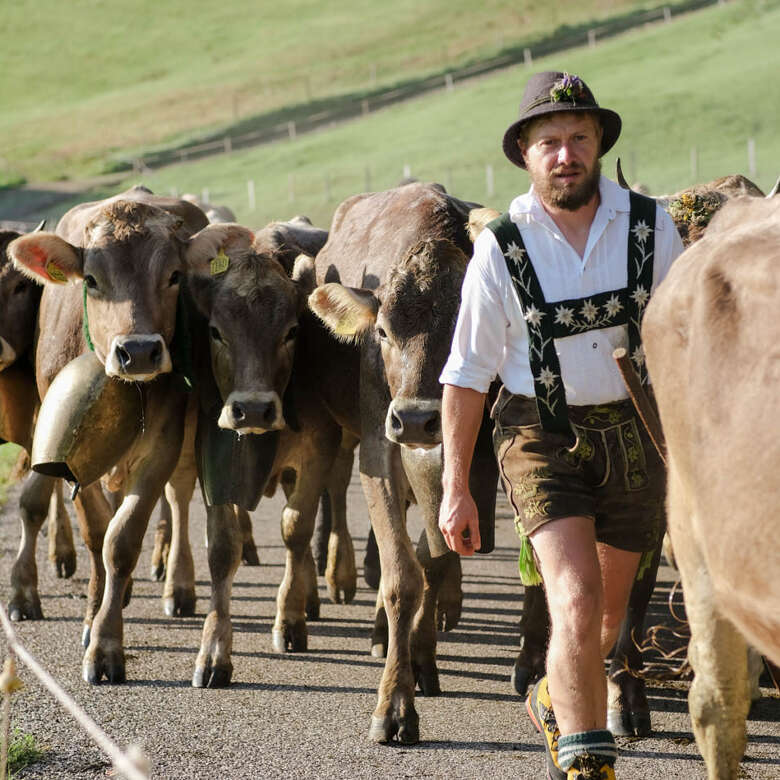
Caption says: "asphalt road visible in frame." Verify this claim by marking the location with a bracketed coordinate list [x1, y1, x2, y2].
[1, 462, 778, 779]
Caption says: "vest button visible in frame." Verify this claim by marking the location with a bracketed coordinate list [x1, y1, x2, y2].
[592, 342, 598, 349]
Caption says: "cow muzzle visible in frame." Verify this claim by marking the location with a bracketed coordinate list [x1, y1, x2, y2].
[105, 334, 172, 381]
[0, 336, 17, 372]
[385, 398, 442, 448]
[218, 391, 285, 434]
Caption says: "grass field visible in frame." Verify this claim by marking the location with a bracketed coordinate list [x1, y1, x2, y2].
[0, 443, 23, 504]
[1, 0, 690, 183]
[87, 0, 779, 230]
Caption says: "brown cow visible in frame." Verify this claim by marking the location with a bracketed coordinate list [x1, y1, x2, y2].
[309, 182, 499, 743]
[643, 195, 780, 779]
[8, 186, 208, 683]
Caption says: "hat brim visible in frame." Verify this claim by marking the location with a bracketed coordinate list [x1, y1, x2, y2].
[503, 106, 622, 169]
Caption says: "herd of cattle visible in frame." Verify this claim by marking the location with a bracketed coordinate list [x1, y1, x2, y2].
[0, 171, 778, 779]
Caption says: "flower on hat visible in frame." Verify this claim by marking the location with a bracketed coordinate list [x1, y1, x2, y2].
[550, 73, 587, 104]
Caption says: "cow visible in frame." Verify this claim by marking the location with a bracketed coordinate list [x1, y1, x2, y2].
[8, 186, 209, 683]
[308, 181, 500, 743]
[1, 227, 77, 582]
[643, 194, 780, 779]
[170, 217, 357, 686]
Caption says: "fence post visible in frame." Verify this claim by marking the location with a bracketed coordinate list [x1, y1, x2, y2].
[588, 30, 597, 48]
[202, 188, 209, 205]
[403, 164, 411, 179]
[445, 73, 454, 92]
[288, 121, 296, 141]
[248, 180, 256, 211]
[747, 138, 756, 177]
[362, 99, 370, 116]
[224, 137, 232, 154]
[524, 48, 533, 66]
[663, 6, 672, 22]
[486, 164, 495, 198]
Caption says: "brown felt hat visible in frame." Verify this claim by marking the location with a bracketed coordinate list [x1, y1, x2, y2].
[502, 71, 622, 169]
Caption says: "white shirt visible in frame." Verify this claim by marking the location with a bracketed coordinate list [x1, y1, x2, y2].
[439, 176, 685, 404]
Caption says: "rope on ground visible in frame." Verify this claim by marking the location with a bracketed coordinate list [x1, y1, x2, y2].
[0, 603, 149, 780]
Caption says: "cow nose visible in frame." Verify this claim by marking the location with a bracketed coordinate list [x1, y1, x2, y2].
[385, 400, 442, 446]
[113, 336, 165, 376]
[220, 392, 284, 432]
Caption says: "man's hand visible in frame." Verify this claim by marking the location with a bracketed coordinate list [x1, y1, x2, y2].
[439, 489, 481, 556]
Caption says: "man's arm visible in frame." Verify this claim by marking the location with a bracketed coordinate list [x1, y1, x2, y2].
[439, 383, 487, 555]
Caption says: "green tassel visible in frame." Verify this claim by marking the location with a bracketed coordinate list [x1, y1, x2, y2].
[518, 533, 543, 586]
[635, 547, 653, 582]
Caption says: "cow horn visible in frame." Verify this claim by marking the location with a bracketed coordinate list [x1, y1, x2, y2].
[616, 158, 630, 189]
[34, 219, 46, 232]
[767, 175, 780, 198]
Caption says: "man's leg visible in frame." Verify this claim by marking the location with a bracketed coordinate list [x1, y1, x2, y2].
[531, 515, 640, 734]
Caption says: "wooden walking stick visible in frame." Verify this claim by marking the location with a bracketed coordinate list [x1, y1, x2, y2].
[612, 348, 666, 464]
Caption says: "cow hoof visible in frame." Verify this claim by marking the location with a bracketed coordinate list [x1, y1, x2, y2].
[241, 541, 260, 566]
[122, 578, 133, 609]
[414, 662, 441, 696]
[370, 642, 387, 658]
[8, 595, 44, 622]
[163, 588, 196, 618]
[368, 710, 420, 744]
[82, 649, 126, 685]
[150, 561, 166, 582]
[271, 621, 307, 653]
[52, 550, 77, 579]
[327, 582, 357, 605]
[510, 659, 535, 697]
[436, 601, 462, 632]
[81, 624, 91, 648]
[192, 662, 233, 689]
[607, 708, 651, 737]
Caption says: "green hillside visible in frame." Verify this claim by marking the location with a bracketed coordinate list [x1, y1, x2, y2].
[98, 0, 780, 230]
[2, 0, 692, 183]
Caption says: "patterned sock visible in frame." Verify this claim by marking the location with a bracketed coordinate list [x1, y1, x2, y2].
[557, 729, 617, 771]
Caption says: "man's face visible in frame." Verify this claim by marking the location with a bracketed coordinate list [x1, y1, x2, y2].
[520, 112, 602, 211]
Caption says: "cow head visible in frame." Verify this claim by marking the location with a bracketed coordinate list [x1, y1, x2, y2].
[9, 200, 202, 382]
[186, 222, 319, 434]
[310, 238, 468, 448]
[0, 230, 42, 371]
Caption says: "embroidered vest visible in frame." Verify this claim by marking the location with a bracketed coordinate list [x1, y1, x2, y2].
[486, 191, 656, 435]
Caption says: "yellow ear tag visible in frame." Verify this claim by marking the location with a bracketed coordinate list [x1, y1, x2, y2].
[210, 249, 230, 276]
[45, 260, 68, 284]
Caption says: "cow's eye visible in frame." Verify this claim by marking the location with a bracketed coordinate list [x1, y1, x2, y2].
[84, 275, 98, 290]
[168, 270, 182, 287]
[209, 325, 223, 343]
[284, 325, 298, 342]
[376, 326, 388, 340]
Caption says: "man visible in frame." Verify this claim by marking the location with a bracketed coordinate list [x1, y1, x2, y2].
[438, 71, 684, 779]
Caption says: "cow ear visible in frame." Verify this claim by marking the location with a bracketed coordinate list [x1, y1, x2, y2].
[308, 283, 378, 341]
[467, 208, 501, 243]
[292, 254, 316, 299]
[184, 223, 253, 276]
[8, 233, 83, 285]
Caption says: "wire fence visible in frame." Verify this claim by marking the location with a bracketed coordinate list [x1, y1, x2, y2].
[0, 603, 149, 780]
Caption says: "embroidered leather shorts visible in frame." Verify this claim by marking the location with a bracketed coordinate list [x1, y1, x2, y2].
[491, 387, 665, 552]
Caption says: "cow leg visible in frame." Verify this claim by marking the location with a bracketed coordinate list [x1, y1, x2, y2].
[324, 435, 358, 605]
[72, 483, 112, 647]
[371, 582, 389, 657]
[667, 467, 749, 779]
[511, 583, 549, 696]
[238, 507, 260, 566]
[8, 471, 56, 621]
[150, 498, 171, 582]
[83, 410, 182, 684]
[162, 400, 198, 617]
[272, 454, 331, 653]
[47, 480, 76, 579]
[361, 446, 422, 744]
[193, 504, 241, 688]
[313, 492, 331, 577]
[607, 542, 663, 736]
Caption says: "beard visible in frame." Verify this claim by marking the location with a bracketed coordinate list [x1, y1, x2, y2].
[531, 158, 601, 211]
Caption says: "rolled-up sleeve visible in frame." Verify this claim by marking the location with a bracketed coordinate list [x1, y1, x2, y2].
[439, 230, 510, 393]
